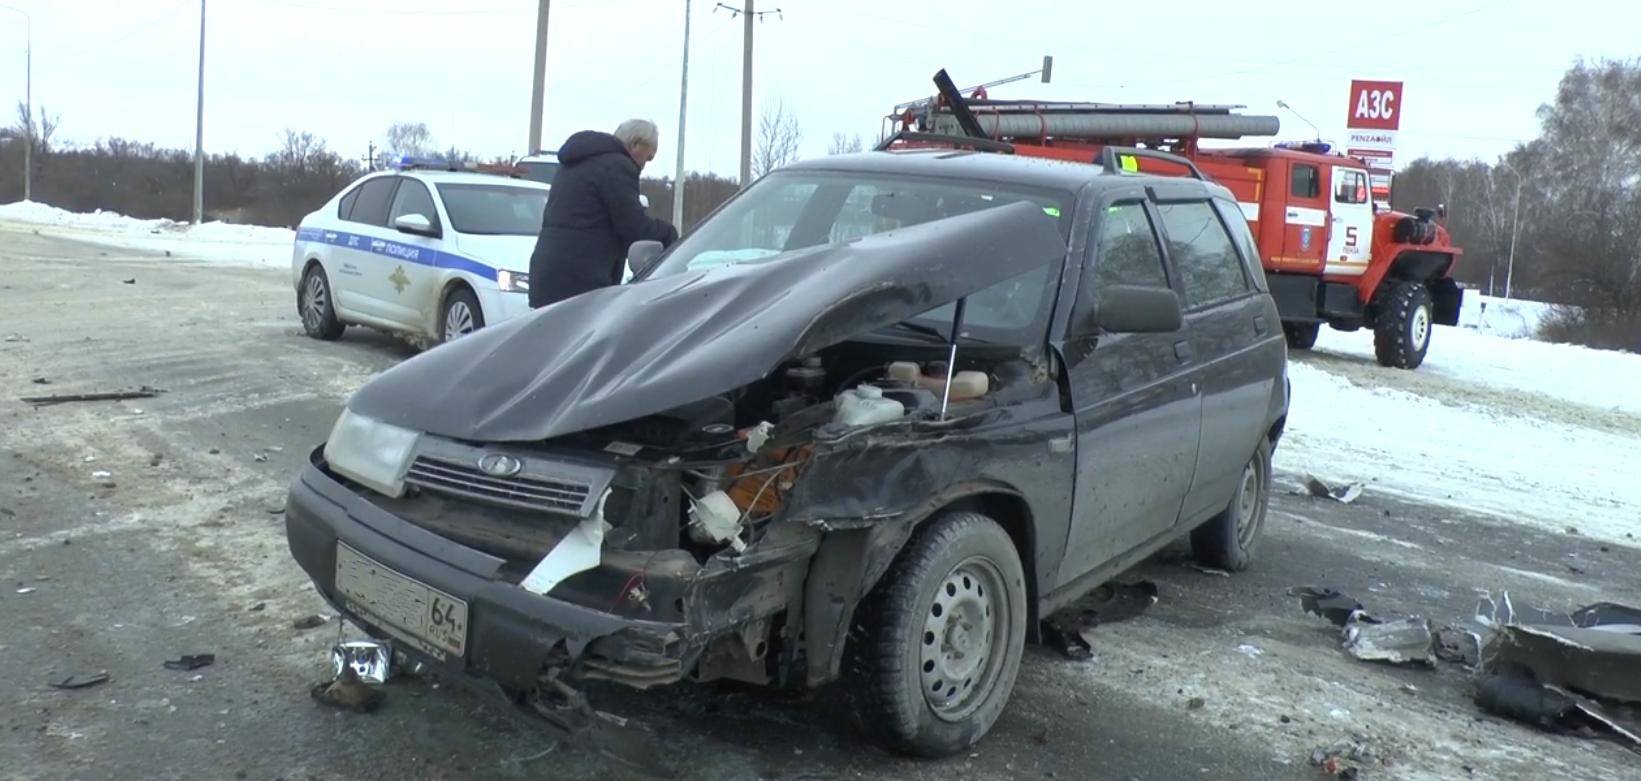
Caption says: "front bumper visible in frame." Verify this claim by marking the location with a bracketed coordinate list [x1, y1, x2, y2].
[478, 287, 533, 326]
[283, 452, 692, 699]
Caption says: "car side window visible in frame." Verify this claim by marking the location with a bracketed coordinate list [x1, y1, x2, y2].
[388, 179, 441, 233]
[1156, 201, 1251, 310]
[346, 177, 399, 227]
[1069, 201, 1169, 338]
[1292, 164, 1321, 199]
[337, 186, 361, 220]
[1211, 197, 1262, 270]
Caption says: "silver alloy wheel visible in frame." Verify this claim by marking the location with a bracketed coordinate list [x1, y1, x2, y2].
[302, 273, 328, 332]
[1235, 459, 1261, 548]
[444, 300, 476, 338]
[920, 556, 1010, 722]
[1411, 303, 1431, 351]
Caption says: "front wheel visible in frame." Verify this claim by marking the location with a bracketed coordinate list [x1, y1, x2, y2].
[438, 287, 485, 343]
[298, 264, 345, 341]
[1373, 280, 1433, 369]
[847, 512, 1028, 758]
[1190, 437, 1272, 572]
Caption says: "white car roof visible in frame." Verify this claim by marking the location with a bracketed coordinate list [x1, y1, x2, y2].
[393, 170, 552, 191]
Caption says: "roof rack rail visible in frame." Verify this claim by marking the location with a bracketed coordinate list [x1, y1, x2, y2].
[1099, 146, 1206, 181]
[876, 130, 1016, 155]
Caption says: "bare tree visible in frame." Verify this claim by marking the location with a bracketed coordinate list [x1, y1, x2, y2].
[383, 121, 435, 162]
[753, 100, 803, 179]
[828, 132, 864, 155]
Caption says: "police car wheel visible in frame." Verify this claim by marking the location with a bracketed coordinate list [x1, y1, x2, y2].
[298, 264, 346, 341]
[438, 287, 485, 343]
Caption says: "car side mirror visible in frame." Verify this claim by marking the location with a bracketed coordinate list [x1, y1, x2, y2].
[1094, 285, 1183, 333]
[639, 193, 651, 209]
[627, 240, 665, 278]
[393, 213, 436, 237]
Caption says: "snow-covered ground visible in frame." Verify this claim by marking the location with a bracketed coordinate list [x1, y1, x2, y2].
[5, 200, 1638, 546]
[0, 200, 294, 269]
[1278, 325, 1641, 547]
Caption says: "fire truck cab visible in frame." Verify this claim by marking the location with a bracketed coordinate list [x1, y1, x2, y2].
[883, 70, 1464, 369]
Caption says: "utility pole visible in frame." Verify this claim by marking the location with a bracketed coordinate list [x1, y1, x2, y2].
[1276, 99, 1321, 141]
[671, 0, 691, 228]
[1500, 160, 1525, 301]
[739, 0, 752, 187]
[1, 4, 32, 201]
[528, 0, 550, 154]
[365, 142, 376, 172]
[715, 2, 779, 187]
[192, 0, 206, 224]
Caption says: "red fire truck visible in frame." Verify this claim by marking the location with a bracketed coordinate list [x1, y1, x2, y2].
[881, 70, 1463, 370]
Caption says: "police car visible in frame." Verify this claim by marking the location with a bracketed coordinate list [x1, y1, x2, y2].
[292, 157, 551, 344]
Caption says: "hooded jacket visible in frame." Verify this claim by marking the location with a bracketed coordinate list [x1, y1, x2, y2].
[528, 131, 680, 308]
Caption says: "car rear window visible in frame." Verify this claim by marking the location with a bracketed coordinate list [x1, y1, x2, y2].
[434, 184, 550, 236]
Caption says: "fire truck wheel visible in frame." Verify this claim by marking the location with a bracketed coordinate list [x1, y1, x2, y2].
[1373, 280, 1434, 369]
[1283, 322, 1320, 350]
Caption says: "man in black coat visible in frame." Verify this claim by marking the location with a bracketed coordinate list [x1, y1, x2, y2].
[528, 119, 680, 308]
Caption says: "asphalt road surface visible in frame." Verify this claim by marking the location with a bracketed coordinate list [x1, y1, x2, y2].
[3, 230, 1637, 781]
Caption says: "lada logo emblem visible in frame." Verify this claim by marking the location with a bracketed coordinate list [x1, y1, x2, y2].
[477, 453, 522, 478]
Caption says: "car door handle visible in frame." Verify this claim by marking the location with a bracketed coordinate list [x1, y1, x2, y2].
[1254, 315, 1268, 335]
[1174, 341, 1193, 362]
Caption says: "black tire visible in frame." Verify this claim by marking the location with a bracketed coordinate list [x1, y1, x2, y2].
[847, 511, 1028, 758]
[1372, 280, 1433, 369]
[1283, 322, 1320, 351]
[437, 286, 485, 343]
[298, 264, 345, 341]
[1190, 437, 1272, 572]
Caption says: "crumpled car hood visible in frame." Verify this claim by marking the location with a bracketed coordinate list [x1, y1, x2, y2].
[345, 200, 1068, 443]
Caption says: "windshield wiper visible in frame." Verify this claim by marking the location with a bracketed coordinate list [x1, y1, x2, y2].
[881, 321, 992, 344]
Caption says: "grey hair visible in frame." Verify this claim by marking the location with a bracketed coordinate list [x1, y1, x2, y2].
[613, 118, 659, 148]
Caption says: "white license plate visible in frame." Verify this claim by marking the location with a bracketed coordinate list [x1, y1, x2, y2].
[334, 542, 468, 659]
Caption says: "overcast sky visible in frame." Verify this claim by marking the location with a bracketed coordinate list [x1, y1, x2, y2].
[0, 0, 1634, 179]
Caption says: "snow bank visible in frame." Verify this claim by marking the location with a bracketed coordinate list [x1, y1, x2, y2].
[1310, 325, 1641, 417]
[1278, 360, 1641, 546]
[0, 200, 294, 269]
[1456, 293, 1557, 339]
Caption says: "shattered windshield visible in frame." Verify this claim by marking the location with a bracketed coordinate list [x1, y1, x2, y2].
[648, 170, 1073, 342]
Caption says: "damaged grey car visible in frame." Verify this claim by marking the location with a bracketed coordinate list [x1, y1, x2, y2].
[283, 144, 1290, 761]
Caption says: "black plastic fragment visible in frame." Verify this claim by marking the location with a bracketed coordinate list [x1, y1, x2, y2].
[164, 654, 216, 671]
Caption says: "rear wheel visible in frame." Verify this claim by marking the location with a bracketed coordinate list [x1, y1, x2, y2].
[438, 287, 485, 343]
[1190, 437, 1271, 572]
[1283, 322, 1320, 350]
[847, 511, 1028, 758]
[298, 264, 345, 341]
[1372, 280, 1433, 369]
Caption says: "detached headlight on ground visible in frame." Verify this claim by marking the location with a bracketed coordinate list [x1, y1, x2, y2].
[323, 409, 421, 498]
[497, 270, 530, 293]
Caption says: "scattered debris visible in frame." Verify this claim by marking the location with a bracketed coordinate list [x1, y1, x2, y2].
[91, 470, 112, 479]
[16, 587, 36, 595]
[2, 334, 27, 343]
[1186, 696, 1207, 710]
[49, 672, 110, 690]
[21, 386, 164, 406]
[123, 278, 136, 285]
[332, 640, 392, 685]
[1309, 738, 1377, 778]
[309, 666, 384, 714]
[292, 614, 328, 630]
[1484, 624, 1641, 703]
[1236, 643, 1265, 658]
[248, 602, 266, 612]
[1189, 564, 1232, 578]
[1475, 669, 1641, 752]
[1041, 581, 1159, 660]
[1304, 474, 1365, 504]
[253, 453, 269, 463]
[149, 453, 164, 467]
[164, 654, 216, 672]
[1435, 625, 1484, 668]
[31, 377, 50, 385]
[1291, 586, 1373, 627]
[1343, 614, 1435, 666]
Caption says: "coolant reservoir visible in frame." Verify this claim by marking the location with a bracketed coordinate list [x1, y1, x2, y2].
[835, 384, 905, 427]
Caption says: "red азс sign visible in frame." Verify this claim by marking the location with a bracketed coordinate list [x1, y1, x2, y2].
[1346, 80, 1403, 131]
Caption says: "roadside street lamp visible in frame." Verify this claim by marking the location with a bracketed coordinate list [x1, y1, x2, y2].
[1498, 159, 1526, 301]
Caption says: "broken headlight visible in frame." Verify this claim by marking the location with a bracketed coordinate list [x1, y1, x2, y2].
[323, 408, 421, 498]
